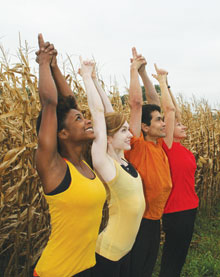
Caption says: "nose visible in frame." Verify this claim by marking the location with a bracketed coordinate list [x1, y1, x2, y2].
[85, 119, 92, 127]
[128, 131, 133, 138]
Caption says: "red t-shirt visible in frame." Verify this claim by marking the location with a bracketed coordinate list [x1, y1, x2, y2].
[162, 141, 199, 213]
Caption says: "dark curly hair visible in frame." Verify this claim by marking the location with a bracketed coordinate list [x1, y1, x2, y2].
[141, 104, 161, 126]
[36, 94, 78, 139]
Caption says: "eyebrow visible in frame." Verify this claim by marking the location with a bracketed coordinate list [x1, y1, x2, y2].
[74, 113, 82, 118]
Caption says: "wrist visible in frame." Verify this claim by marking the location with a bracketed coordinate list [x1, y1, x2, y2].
[158, 78, 167, 85]
[130, 64, 139, 71]
[82, 73, 92, 79]
[138, 69, 147, 77]
[50, 61, 58, 69]
[39, 60, 50, 66]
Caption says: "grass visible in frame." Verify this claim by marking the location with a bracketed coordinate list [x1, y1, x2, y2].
[152, 203, 220, 277]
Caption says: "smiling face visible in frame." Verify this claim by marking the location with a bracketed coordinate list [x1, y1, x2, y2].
[142, 110, 166, 141]
[58, 109, 95, 143]
[108, 121, 133, 151]
[173, 120, 187, 141]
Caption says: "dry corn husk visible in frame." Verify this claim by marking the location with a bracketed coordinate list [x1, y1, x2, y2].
[0, 46, 220, 276]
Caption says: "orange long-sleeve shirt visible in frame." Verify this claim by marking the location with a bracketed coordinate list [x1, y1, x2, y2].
[125, 134, 172, 220]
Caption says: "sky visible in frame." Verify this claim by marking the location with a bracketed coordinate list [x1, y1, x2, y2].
[1, 0, 220, 107]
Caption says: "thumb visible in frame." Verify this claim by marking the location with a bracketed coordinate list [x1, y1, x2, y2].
[154, 63, 158, 72]
[35, 50, 40, 56]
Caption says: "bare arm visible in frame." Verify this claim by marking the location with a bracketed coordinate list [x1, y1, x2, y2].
[152, 64, 176, 148]
[91, 65, 114, 113]
[128, 47, 146, 137]
[79, 58, 116, 183]
[166, 79, 182, 122]
[50, 54, 77, 98]
[139, 70, 160, 106]
[36, 45, 77, 99]
[136, 51, 160, 106]
[36, 34, 66, 193]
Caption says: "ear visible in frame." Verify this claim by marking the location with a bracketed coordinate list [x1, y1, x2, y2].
[58, 129, 69, 140]
[141, 123, 149, 134]
[107, 135, 113, 145]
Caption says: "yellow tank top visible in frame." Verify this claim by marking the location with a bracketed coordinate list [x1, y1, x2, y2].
[35, 160, 106, 277]
[96, 159, 145, 261]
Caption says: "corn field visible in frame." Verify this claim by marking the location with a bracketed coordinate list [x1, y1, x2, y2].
[0, 46, 220, 276]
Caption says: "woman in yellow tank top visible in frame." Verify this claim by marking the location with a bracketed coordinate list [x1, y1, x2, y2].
[33, 35, 106, 277]
[79, 57, 146, 276]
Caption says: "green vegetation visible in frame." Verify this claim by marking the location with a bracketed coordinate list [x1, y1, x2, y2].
[153, 203, 220, 277]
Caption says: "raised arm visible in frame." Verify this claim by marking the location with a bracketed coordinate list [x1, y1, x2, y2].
[79, 58, 116, 183]
[166, 79, 182, 122]
[36, 44, 77, 99]
[35, 34, 66, 193]
[152, 64, 176, 148]
[91, 64, 114, 113]
[128, 47, 146, 137]
[137, 51, 160, 106]
[50, 52, 77, 98]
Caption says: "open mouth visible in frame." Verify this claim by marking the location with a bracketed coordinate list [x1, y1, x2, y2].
[85, 127, 93, 132]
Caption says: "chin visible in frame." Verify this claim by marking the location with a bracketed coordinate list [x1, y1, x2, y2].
[159, 133, 166, 138]
[124, 145, 131, 151]
[88, 133, 96, 140]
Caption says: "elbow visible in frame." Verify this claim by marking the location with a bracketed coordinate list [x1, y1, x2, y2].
[129, 98, 142, 109]
[164, 106, 176, 113]
[41, 98, 58, 107]
[90, 106, 105, 115]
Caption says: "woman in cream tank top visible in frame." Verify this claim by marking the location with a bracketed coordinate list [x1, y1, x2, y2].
[79, 57, 145, 276]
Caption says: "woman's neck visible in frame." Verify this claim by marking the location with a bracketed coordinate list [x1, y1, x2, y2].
[60, 144, 84, 166]
[107, 147, 124, 164]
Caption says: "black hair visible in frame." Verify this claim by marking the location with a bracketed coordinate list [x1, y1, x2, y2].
[141, 104, 161, 126]
[36, 95, 78, 135]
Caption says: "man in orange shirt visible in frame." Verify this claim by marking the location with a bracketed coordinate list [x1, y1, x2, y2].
[125, 48, 174, 277]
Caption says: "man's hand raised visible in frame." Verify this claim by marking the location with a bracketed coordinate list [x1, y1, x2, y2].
[130, 47, 147, 73]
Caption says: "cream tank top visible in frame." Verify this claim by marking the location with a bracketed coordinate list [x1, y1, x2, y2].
[96, 158, 145, 261]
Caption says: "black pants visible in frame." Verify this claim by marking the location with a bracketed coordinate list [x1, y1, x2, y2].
[91, 252, 131, 277]
[74, 268, 92, 277]
[130, 218, 160, 277]
[159, 208, 197, 277]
